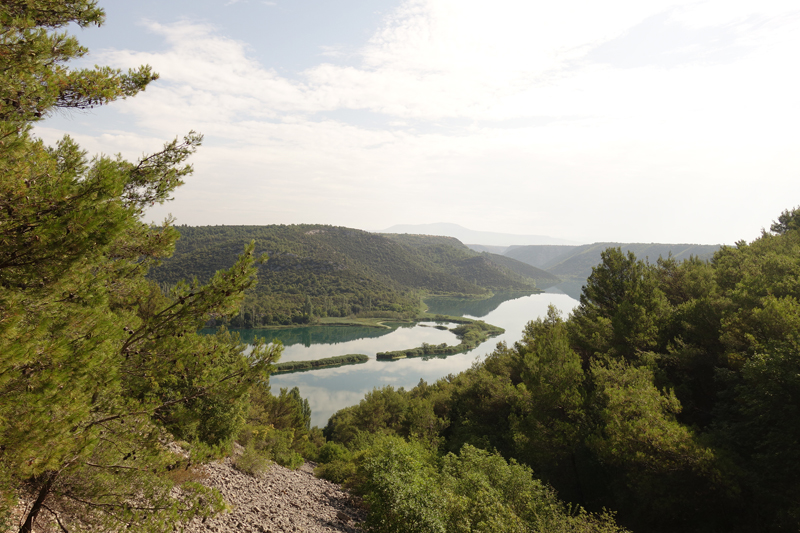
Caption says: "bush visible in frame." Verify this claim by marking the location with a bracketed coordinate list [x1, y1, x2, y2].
[318, 441, 350, 463]
[356, 436, 446, 533]
[233, 442, 270, 477]
[348, 436, 629, 533]
[315, 459, 357, 484]
[264, 428, 305, 469]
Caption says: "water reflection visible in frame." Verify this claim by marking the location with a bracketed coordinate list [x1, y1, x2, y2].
[203, 322, 462, 363]
[269, 292, 580, 427]
[201, 323, 411, 348]
[424, 292, 534, 317]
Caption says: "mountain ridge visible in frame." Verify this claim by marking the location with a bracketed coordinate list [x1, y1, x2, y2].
[379, 222, 580, 246]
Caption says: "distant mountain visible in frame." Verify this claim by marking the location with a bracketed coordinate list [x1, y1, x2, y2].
[503, 245, 580, 268]
[465, 244, 509, 254]
[538, 243, 721, 280]
[379, 223, 579, 247]
[504, 242, 721, 299]
[382, 234, 560, 288]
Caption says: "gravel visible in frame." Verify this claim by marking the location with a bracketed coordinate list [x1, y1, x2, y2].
[182, 459, 366, 533]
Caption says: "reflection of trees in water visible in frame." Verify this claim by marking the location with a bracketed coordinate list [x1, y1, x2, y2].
[548, 281, 584, 301]
[201, 324, 411, 348]
[424, 292, 531, 317]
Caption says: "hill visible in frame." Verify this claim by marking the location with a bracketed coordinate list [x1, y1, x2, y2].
[503, 243, 721, 299]
[383, 234, 559, 288]
[149, 225, 549, 326]
[465, 244, 510, 254]
[539, 242, 720, 279]
[503, 243, 720, 297]
[379, 222, 578, 246]
[503, 244, 579, 268]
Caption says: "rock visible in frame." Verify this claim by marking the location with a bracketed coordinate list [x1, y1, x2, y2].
[181, 459, 365, 533]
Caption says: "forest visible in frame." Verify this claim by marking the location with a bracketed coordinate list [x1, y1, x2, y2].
[316, 210, 800, 532]
[148, 225, 555, 326]
[2, 2, 799, 533]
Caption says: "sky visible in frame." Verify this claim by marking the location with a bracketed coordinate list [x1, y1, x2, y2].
[35, 0, 800, 245]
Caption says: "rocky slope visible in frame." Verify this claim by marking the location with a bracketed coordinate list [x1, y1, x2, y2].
[183, 459, 365, 533]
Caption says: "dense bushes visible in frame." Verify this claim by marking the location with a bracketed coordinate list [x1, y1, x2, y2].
[317, 435, 628, 533]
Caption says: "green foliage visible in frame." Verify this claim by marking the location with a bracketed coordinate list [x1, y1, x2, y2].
[351, 436, 629, 533]
[232, 442, 270, 477]
[314, 442, 356, 484]
[148, 225, 545, 326]
[324, 384, 449, 450]
[316, 441, 346, 463]
[324, 208, 800, 532]
[569, 248, 670, 360]
[238, 383, 316, 469]
[0, 4, 279, 531]
[356, 436, 446, 533]
[769, 206, 800, 235]
[505, 307, 587, 493]
[0, 0, 157, 125]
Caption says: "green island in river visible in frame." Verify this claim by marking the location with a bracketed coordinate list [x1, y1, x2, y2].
[272, 354, 370, 374]
[223, 300, 510, 373]
[375, 315, 504, 360]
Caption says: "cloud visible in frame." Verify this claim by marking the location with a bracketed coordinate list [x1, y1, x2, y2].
[39, 0, 800, 245]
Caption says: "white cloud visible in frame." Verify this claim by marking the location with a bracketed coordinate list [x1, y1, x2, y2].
[38, 0, 800, 244]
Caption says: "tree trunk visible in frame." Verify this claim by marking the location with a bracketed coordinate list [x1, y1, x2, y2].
[19, 471, 57, 533]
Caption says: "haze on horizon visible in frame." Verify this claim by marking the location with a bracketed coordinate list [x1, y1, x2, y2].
[35, 0, 800, 246]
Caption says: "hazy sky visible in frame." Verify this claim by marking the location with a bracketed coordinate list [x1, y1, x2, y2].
[36, 0, 800, 245]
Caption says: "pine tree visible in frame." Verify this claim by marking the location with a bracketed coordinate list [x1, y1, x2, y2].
[0, 2, 280, 531]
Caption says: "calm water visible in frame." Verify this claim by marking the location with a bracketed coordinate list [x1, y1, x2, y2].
[209, 289, 578, 426]
[215, 289, 580, 427]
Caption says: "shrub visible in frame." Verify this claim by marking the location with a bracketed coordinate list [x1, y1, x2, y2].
[233, 442, 270, 477]
[318, 441, 350, 463]
[315, 459, 357, 484]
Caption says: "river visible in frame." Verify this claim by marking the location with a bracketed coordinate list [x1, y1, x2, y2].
[220, 288, 580, 427]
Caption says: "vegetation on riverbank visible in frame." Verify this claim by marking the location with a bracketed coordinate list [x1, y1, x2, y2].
[272, 354, 369, 374]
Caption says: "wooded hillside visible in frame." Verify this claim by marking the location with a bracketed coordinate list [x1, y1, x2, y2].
[148, 225, 552, 326]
